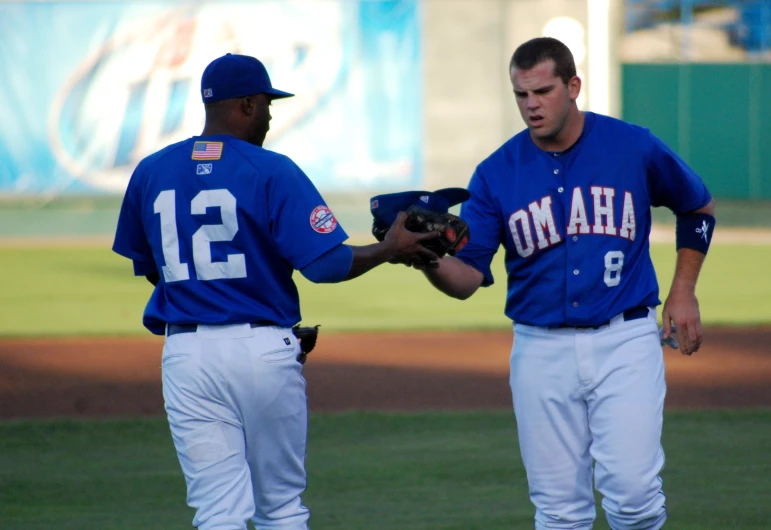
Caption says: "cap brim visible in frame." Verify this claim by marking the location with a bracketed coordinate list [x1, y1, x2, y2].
[266, 88, 294, 99]
[434, 187, 471, 207]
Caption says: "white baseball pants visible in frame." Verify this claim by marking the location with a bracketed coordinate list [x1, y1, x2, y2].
[510, 309, 667, 530]
[161, 323, 310, 530]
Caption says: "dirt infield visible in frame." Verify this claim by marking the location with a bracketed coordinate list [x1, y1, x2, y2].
[0, 327, 769, 419]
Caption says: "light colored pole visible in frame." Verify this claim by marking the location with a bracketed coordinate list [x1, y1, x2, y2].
[681, 0, 694, 61]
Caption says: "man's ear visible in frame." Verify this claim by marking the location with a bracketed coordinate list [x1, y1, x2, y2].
[568, 75, 582, 101]
[239, 96, 255, 116]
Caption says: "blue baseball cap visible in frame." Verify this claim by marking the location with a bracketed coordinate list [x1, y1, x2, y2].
[201, 53, 294, 103]
[370, 187, 471, 229]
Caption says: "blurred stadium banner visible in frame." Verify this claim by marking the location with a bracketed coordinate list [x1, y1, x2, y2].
[0, 0, 768, 237]
[0, 0, 421, 195]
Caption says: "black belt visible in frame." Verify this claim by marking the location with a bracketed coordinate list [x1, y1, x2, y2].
[556, 306, 650, 330]
[166, 321, 277, 337]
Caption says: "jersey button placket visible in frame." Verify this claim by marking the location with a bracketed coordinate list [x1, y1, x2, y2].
[554, 169, 565, 194]
[564, 161, 583, 318]
[554, 169, 565, 193]
[552, 162, 578, 318]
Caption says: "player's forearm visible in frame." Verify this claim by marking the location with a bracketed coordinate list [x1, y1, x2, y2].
[422, 256, 483, 300]
[345, 243, 394, 280]
[670, 199, 715, 293]
[669, 249, 706, 294]
[301, 239, 432, 284]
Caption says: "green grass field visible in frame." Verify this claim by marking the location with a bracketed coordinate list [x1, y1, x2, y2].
[1, 239, 769, 529]
[1, 410, 770, 530]
[0, 242, 769, 337]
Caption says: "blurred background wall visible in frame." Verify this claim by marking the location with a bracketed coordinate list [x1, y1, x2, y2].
[421, 0, 622, 189]
[0, 0, 769, 236]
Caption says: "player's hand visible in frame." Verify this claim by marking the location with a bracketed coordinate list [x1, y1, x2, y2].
[383, 211, 441, 267]
[661, 284, 703, 356]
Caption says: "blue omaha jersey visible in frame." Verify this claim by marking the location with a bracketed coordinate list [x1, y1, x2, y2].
[113, 135, 348, 335]
[456, 113, 712, 327]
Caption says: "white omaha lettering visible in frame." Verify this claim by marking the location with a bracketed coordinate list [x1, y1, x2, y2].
[528, 196, 562, 249]
[567, 187, 591, 235]
[508, 187, 636, 258]
[619, 191, 636, 241]
[591, 186, 618, 236]
[508, 209, 535, 257]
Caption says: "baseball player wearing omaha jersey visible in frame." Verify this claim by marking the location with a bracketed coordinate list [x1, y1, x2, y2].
[112, 53, 439, 530]
[413, 37, 715, 529]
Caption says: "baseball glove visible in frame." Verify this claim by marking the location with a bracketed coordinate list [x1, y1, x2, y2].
[292, 324, 320, 365]
[372, 205, 470, 258]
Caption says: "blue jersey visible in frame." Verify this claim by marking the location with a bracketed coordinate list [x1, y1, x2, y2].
[113, 134, 348, 335]
[456, 113, 712, 327]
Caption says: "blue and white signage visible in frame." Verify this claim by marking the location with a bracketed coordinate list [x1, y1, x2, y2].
[0, 0, 421, 193]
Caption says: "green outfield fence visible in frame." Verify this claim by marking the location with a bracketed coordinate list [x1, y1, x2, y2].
[622, 63, 771, 201]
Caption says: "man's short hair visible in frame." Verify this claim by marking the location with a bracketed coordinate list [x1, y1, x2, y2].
[509, 37, 577, 85]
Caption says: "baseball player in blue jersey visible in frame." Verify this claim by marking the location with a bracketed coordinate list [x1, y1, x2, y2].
[112, 53, 440, 530]
[412, 38, 716, 529]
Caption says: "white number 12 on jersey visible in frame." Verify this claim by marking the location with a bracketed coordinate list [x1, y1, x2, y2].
[153, 189, 246, 283]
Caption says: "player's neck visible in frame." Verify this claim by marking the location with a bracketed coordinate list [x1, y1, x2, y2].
[531, 109, 585, 153]
[201, 122, 246, 142]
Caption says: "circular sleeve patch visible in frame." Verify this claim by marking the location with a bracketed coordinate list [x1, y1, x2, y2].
[309, 205, 338, 234]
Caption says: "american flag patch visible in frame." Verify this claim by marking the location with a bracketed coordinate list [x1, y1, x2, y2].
[192, 141, 223, 160]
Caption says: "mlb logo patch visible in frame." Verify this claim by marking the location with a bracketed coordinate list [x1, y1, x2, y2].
[192, 141, 223, 160]
[371, 199, 379, 209]
[203, 88, 213, 98]
[196, 163, 213, 175]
